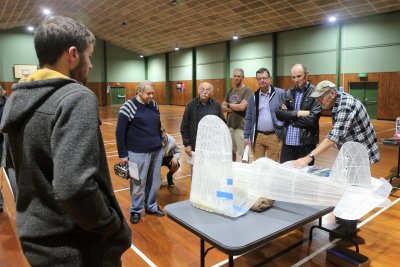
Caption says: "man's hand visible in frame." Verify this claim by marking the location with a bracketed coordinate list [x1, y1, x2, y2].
[119, 157, 128, 165]
[297, 110, 310, 117]
[184, 146, 192, 157]
[292, 156, 312, 168]
[244, 139, 251, 149]
[281, 103, 287, 110]
[170, 156, 179, 168]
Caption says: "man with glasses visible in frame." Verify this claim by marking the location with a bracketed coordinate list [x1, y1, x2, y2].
[181, 82, 225, 162]
[293, 80, 379, 167]
[276, 64, 322, 165]
[244, 68, 285, 161]
[222, 68, 253, 161]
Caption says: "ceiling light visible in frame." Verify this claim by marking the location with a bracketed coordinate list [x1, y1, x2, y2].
[139, 53, 144, 58]
[27, 26, 34, 32]
[42, 8, 51, 15]
[328, 16, 337, 22]
[174, 44, 179, 51]
[232, 32, 239, 40]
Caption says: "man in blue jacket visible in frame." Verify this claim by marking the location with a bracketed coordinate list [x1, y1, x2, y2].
[244, 68, 284, 161]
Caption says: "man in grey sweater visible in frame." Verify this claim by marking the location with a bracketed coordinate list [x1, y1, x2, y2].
[0, 16, 131, 267]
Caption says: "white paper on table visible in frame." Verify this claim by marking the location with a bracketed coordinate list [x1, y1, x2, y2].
[188, 151, 195, 165]
[128, 161, 139, 180]
[242, 145, 249, 163]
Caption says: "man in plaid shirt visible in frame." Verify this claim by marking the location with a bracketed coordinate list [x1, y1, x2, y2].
[293, 80, 379, 167]
[293, 80, 380, 240]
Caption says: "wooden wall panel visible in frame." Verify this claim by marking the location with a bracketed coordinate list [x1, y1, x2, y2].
[343, 72, 400, 120]
[241, 77, 259, 93]
[153, 81, 166, 105]
[196, 79, 226, 104]
[0, 82, 14, 96]
[169, 80, 193, 106]
[86, 82, 106, 106]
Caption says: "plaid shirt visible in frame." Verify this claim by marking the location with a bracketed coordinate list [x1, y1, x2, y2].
[328, 92, 379, 163]
[285, 89, 304, 146]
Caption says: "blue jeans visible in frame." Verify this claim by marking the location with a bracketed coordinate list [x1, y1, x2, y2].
[128, 148, 163, 214]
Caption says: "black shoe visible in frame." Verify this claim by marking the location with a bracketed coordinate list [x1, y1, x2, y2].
[167, 173, 174, 187]
[145, 207, 165, 217]
[130, 213, 140, 224]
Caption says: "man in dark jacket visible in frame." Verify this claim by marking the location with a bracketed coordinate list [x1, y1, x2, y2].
[180, 82, 225, 161]
[276, 64, 322, 164]
[0, 16, 131, 267]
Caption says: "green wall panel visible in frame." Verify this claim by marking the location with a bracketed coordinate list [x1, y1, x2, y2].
[278, 25, 338, 54]
[342, 45, 400, 73]
[277, 51, 336, 76]
[0, 30, 37, 81]
[342, 12, 400, 48]
[88, 40, 105, 82]
[169, 49, 192, 80]
[196, 43, 225, 79]
[197, 63, 225, 79]
[169, 49, 192, 66]
[169, 66, 192, 81]
[196, 43, 225, 64]
[231, 58, 273, 78]
[231, 35, 273, 61]
[148, 54, 166, 82]
[229, 35, 273, 78]
[107, 43, 144, 82]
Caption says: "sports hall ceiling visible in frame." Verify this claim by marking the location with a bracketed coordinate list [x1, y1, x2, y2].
[1, 0, 400, 56]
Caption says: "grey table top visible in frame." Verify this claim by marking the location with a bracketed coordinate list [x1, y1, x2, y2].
[165, 200, 333, 255]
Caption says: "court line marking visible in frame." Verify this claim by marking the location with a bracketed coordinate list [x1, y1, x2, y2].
[130, 244, 158, 267]
[376, 128, 395, 134]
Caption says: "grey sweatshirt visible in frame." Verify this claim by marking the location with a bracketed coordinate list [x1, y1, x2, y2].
[0, 76, 131, 267]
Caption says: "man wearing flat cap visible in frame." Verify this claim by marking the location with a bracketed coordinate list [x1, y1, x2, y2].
[293, 80, 380, 239]
[293, 80, 379, 168]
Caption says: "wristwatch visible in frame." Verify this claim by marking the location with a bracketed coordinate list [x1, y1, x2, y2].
[308, 152, 315, 161]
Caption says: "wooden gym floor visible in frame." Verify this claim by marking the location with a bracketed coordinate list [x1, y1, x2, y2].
[0, 104, 399, 267]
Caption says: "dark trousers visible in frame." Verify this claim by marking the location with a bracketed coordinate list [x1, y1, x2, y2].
[280, 144, 316, 165]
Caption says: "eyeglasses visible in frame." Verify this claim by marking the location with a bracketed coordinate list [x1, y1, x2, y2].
[256, 77, 270, 81]
[233, 75, 243, 78]
[199, 87, 212, 92]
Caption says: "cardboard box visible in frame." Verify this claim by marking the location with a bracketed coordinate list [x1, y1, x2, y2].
[327, 245, 370, 267]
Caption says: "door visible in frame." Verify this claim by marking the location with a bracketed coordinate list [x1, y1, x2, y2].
[348, 82, 378, 119]
[111, 87, 126, 105]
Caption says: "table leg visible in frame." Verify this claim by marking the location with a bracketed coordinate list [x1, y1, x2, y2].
[201, 239, 205, 267]
[389, 146, 400, 184]
[229, 255, 234, 267]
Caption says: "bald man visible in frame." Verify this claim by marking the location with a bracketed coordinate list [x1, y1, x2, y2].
[276, 64, 322, 164]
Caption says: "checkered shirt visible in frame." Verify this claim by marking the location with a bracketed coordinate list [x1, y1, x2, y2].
[285, 89, 304, 146]
[328, 92, 380, 163]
